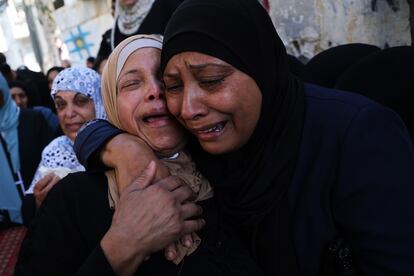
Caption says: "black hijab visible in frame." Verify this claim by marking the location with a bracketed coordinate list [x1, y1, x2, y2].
[301, 43, 381, 88]
[335, 46, 414, 144]
[161, 0, 305, 227]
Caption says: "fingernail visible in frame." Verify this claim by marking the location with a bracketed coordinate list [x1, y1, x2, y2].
[167, 251, 175, 260]
[185, 239, 192, 247]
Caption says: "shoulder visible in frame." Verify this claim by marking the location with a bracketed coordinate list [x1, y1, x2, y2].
[302, 83, 403, 137]
[304, 82, 380, 114]
[19, 107, 43, 121]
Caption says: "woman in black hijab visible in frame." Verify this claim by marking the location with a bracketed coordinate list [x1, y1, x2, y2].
[300, 43, 381, 88]
[74, 0, 414, 275]
[335, 46, 414, 143]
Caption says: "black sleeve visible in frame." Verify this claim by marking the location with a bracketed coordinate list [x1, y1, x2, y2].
[73, 119, 124, 170]
[21, 194, 35, 227]
[75, 245, 115, 276]
[15, 173, 116, 276]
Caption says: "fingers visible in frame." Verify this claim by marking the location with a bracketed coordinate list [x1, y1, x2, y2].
[155, 176, 196, 203]
[126, 161, 157, 191]
[180, 233, 193, 249]
[43, 174, 60, 194]
[164, 243, 178, 261]
[182, 219, 206, 235]
[181, 203, 203, 220]
[34, 173, 55, 192]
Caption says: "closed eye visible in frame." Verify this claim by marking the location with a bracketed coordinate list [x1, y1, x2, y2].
[199, 78, 225, 90]
[120, 80, 142, 91]
[165, 82, 183, 93]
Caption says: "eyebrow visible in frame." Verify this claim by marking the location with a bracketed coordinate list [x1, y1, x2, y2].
[164, 63, 233, 78]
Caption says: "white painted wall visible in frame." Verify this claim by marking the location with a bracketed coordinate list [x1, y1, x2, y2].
[53, 0, 113, 67]
[268, 0, 411, 59]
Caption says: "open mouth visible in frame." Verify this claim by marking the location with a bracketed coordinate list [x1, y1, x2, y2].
[143, 114, 170, 123]
[198, 121, 227, 134]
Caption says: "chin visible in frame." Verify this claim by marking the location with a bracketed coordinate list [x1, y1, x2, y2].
[200, 140, 244, 155]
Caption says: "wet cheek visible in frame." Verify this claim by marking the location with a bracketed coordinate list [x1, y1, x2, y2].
[166, 98, 180, 117]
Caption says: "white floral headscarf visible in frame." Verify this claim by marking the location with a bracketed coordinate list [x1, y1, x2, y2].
[51, 67, 107, 120]
[27, 67, 107, 194]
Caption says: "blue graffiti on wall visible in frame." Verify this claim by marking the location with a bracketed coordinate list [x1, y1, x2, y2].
[64, 26, 94, 59]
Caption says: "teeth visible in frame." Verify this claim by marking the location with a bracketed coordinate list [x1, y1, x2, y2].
[200, 122, 224, 133]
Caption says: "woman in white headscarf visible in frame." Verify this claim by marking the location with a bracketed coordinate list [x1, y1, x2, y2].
[25, 67, 106, 211]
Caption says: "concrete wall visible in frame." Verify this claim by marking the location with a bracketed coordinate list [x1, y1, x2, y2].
[267, 0, 411, 59]
[53, 0, 112, 67]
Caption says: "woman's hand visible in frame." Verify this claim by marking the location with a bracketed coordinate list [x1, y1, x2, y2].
[34, 173, 61, 209]
[101, 133, 170, 192]
[164, 234, 194, 261]
[101, 161, 205, 276]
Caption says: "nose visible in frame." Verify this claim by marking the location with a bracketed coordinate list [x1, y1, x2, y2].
[145, 79, 164, 101]
[180, 85, 207, 122]
[64, 103, 77, 118]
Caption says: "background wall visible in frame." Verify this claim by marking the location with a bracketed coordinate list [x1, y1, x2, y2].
[267, 0, 411, 60]
[1, 0, 412, 71]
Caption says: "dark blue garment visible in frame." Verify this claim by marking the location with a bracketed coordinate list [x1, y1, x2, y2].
[73, 83, 414, 275]
[32, 106, 59, 133]
[287, 84, 414, 275]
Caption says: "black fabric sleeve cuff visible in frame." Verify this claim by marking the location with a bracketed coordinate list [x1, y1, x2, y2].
[21, 194, 36, 227]
[75, 245, 116, 276]
[73, 119, 124, 170]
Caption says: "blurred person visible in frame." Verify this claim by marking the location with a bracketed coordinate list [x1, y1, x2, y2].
[0, 52, 6, 64]
[1, 73, 54, 223]
[86, 56, 96, 68]
[300, 43, 381, 88]
[9, 81, 29, 108]
[46, 66, 64, 91]
[0, 73, 24, 225]
[61, 59, 71, 68]
[8, 81, 59, 134]
[95, 0, 182, 66]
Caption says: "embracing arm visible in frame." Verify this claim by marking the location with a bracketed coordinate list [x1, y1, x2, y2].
[74, 119, 169, 190]
[334, 105, 414, 275]
[16, 163, 204, 276]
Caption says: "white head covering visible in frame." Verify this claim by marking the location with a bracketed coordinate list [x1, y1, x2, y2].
[51, 67, 107, 120]
[111, 0, 156, 49]
[28, 67, 105, 194]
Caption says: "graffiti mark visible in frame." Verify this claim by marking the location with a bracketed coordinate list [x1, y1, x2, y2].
[371, 0, 400, 12]
[64, 25, 94, 60]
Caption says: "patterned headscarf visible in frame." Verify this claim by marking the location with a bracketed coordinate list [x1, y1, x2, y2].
[0, 73, 20, 173]
[51, 67, 107, 120]
[28, 67, 106, 193]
